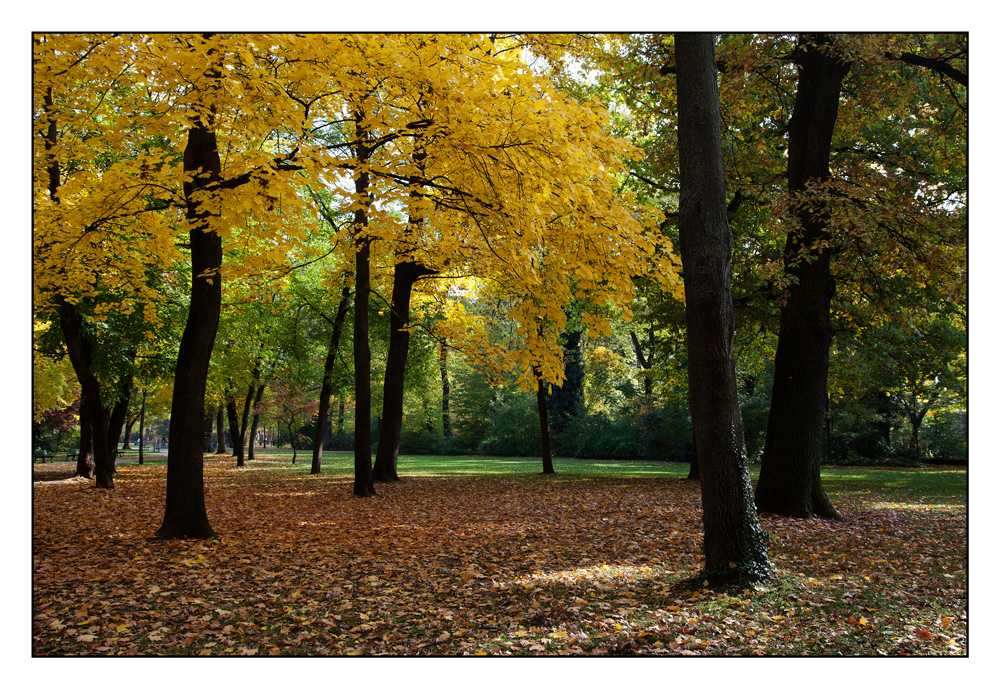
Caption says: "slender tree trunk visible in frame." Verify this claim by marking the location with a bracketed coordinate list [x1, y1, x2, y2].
[312, 283, 352, 474]
[247, 384, 265, 461]
[337, 394, 346, 437]
[535, 373, 555, 475]
[235, 383, 255, 467]
[138, 388, 147, 465]
[156, 42, 224, 538]
[216, 406, 227, 454]
[352, 118, 375, 498]
[107, 361, 135, 462]
[373, 260, 433, 482]
[755, 33, 849, 520]
[675, 32, 771, 582]
[440, 339, 451, 438]
[121, 417, 137, 450]
[226, 394, 242, 462]
[547, 328, 585, 445]
[203, 411, 215, 453]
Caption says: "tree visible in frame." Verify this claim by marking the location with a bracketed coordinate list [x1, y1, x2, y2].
[752, 34, 850, 519]
[674, 32, 772, 582]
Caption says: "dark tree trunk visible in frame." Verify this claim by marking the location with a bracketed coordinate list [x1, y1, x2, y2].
[203, 411, 215, 453]
[106, 360, 135, 462]
[337, 394, 346, 437]
[535, 373, 555, 475]
[755, 34, 849, 521]
[58, 300, 114, 488]
[547, 328, 585, 440]
[235, 383, 255, 467]
[247, 385, 265, 461]
[686, 434, 700, 481]
[440, 339, 451, 438]
[352, 119, 375, 498]
[226, 394, 242, 462]
[138, 388, 147, 465]
[155, 48, 224, 538]
[312, 283, 352, 475]
[121, 417, 137, 450]
[675, 32, 772, 582]
[76, 405, 95, 479]
[373, 260, 434, 482]
[216, 406, 227, 454]
[43, 85, 110, 487]
[630, 327, 655, 398]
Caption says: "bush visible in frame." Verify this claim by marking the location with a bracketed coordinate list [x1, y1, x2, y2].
[477, 391, 541, 456]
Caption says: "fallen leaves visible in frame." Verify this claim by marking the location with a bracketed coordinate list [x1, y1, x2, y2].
[32, 457, 967, 656]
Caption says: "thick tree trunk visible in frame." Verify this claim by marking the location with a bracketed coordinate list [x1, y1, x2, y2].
[312, 283, 352, 474]
[106, 361, 135, 462]
[440, 339, 451, 438]
[373, 260, 434, 482]
[755, 34, 849, 520]
[155, 73, 223, 538]
[675, 32, 772, 582]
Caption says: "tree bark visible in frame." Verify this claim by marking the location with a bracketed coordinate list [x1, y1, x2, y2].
[226, 393, 242, 462]
[675, 32, 772, 582]
[58, 300, 114, 488]
[755, 33, 849, 520]
[535, 373, 555, 475]
[138, 388, 147, 465]
[216, 406, 227, 454]
[547, 328, 585, 439]
[373, 260, 434, 482]
[440, 339, 451, 438]
[247, 384, 265, 461]
[155, 39, 224, 538]
[75, 401, 95, 479]
[352, 116, 375, 498]
[236, 382, 255, 466]
[312, 283, 352, 474]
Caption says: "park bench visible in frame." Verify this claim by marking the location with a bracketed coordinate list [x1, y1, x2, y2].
[33, 450, 52, 463]
[66, 449, 78, 462]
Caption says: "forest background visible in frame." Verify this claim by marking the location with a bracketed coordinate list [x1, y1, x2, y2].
[16, 1, 994, 683]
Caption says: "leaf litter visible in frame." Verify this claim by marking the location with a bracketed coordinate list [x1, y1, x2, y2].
[33, 457, 966, 656]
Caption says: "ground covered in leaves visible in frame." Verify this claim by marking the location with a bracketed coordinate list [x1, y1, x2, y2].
[32, 456, 967, 656]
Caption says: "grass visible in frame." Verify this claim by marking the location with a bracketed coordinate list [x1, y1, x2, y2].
[32, 453, 967, 657]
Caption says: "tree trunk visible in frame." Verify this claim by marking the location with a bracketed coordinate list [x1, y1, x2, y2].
[535, 373, 555, 475]
[440, 339, 451, 438]
[312, 283, 352, 474]
[675, 32, 772, 582]
[216, 406, 227, 454]
[138, 388, 147, 465]
[106, 361, 135, 462]
[630, 326, 655, 398]
[226, 394, 242, 462]
[203, 410, 215, 453]
[755, 34, 849, 520]
[352, 118, 375, 497]
[76, 406, 95, 479]
[247, 384, 265, 461]
[58, 300, 114, 488]
[686, 434, 700, 481]
[235, 383, 255, 467]
[547, 328, 585, 439]
[156, 46, 224, 539]
[373, 260, 433, 482]
[121, 417, 136, 450]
